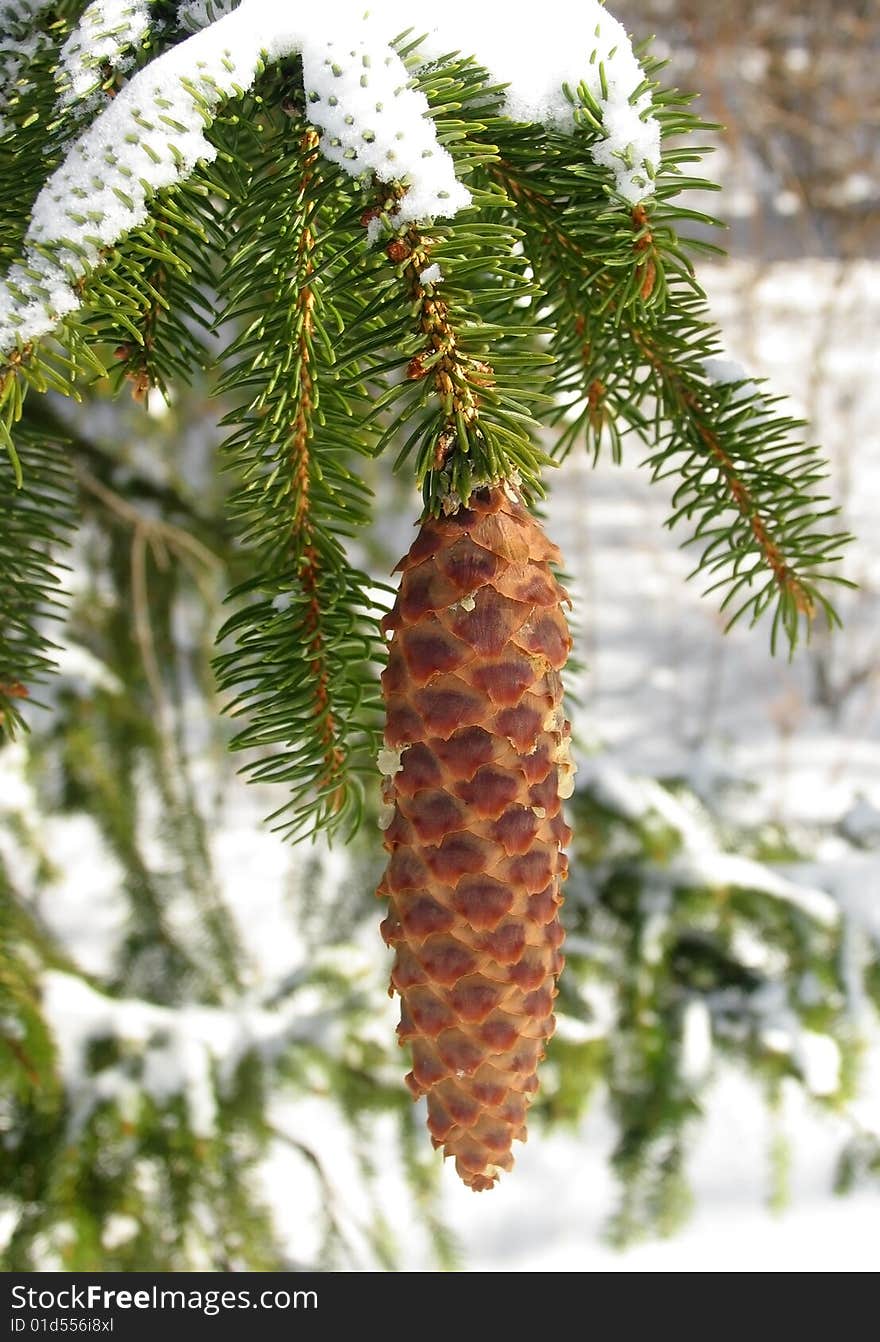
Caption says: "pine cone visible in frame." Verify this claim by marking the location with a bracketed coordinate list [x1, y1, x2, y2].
[378, 483, 573, 1191]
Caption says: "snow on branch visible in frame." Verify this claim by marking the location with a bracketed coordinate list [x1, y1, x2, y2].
[0, 1, 54, 135]
[176, 0, 238, 33]
[56, 1, 153, 107]
[42, 970, 342, 1139]
[582, 761, 840, 927]
[0, 0, 54, 32]
[416, 0, 660, 201]
[0, 0, 660, 357]
[0, 2, 465, 354]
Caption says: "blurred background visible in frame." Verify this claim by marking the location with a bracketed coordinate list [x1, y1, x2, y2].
[1, 1, 878, 1270]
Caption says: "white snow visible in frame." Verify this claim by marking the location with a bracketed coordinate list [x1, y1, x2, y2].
[0, 1205, 18, 1256]
[1, 4, 265, 352]
[56, 1, 152, 107]
[0, 0, 658, 354]
[680, 997, 713, 1084]
[41, 968, 341, 1138]
[0, 740, 38, 817]
[0, 2, 468, 353]
[840, 797, 880, 848]
[53, 641, 125, 695]
[0, 0, 54, 25]
[0, 21, 52, 136]
[37, 816, 130, 977]
[177, 0, 236, 32]
[794, 1030, 842, 1097]
[100, 1212, 141, 1250]
[417, 263, 443, 286]
[413, 0, 659, 201]
[749, 981, 843, 1098]
[702, 355, 750, 385]
[301, 27, 471, 227]
[443, 1071, 880, 1272]
[580, 761, 840, 927]
[702, 354, 763, 407]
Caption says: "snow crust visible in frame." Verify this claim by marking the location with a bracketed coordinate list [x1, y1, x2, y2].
[680, 997, 713, 1084]
[416, 0, 659, 201]
[702, 354, 763, 406]
[702, 355, 751, 385]
[0, 2, 54, 135]
[300, 24, 470, 224]
[0, 0, 658, 355]
[0, 0, 54, 31]
[56, 2, 152, 106]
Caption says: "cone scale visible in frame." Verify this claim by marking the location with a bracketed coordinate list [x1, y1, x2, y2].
[378, 484, 573, 1190]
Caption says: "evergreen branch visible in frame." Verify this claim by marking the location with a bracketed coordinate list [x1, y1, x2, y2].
[213, 111, 386, 842]
[262, 128, 346, 813]
[95, 180, 222, 399]
[489, 79, 849, 650]
[0, 166, 222, 477]
[0, 416, 75, 735]
[632, 341, 848, 648]
[361, 54, 555, 510]
[369, 210, 505, 503]
[0, 2, 216, 416]
[0, 5, 71, 263]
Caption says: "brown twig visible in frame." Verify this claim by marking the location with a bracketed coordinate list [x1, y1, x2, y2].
[287, 130, 345, 807]
[494, 159, 813, 617]
[1, 1033, 40, 1087]
[367, 191, 493, 475]
[634, 336, 815, 618]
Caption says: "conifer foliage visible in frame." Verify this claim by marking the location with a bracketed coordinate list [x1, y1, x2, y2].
[0, 0, 865, 1237]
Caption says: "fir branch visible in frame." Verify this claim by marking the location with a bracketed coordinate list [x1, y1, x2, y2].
[0, 416, 75, 735]
[0, 5, 70, 263]
[490, 80, 849, 650]
[633, 337, 847, 648]
[96, 180, 222, 398]
[369, 211, 502, 500]
[268, 127, 345, 812]
[213, 111, 386, 842]
[361, 53, 555, 510]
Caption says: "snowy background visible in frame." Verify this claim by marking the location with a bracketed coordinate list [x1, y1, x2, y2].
[446, 257, 880, 1271]
[260, 256, 880, 1272]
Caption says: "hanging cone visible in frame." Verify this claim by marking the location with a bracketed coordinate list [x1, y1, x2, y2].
[377, 483, 573, 1190]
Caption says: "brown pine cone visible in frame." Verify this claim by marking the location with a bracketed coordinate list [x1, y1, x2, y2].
[377, 483, 573, 1191]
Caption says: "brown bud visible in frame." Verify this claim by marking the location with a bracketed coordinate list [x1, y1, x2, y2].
[0, 681, 29, 700]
